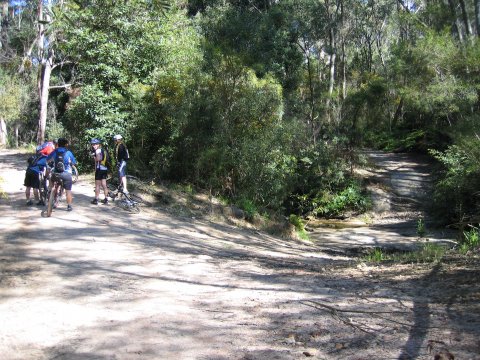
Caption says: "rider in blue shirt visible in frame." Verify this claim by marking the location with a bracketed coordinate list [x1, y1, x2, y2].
[24, 146, 48, 206]
[46, 138, 78, 211]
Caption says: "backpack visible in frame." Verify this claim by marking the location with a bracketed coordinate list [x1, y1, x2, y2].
[27, 153, 44, 167]
[27, 155, 35, 166]
[55, 149, 66, 173]
[100, 148, 111, 169]
[39, 141, 55, 156]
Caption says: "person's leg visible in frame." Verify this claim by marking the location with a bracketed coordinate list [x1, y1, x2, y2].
[25, 187, 32, 204]
[95, 180, 101, 199]
[101, 178, 109, 201]
[32, 173, 40, 202]
[66, 190, 73, 205]
[33, 188, 39, 202]
[119, 162, 128, 193]
[61, 173, 73, 210]
[25, 171, 34, 204]
[92, 170, 100, 204]
[121, 176, 128, 193]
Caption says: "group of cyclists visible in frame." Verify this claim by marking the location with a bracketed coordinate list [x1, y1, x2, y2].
[24, 135, 129, 212]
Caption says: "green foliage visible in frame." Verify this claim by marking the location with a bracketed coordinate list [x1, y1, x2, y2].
[289, 214, 309, 240]
[417, 218, 426, 237]
[430, 142, 480, 222]
[312, 183, 371, 218]
[237, 198, 257, 221]
[64, 84, 129, 140]
[365, 248, 387, 262]
[0, 71, 29, 124]
[288, 145, 370, 218]
[5, 0, 476, 228]
[459, 228, 480, 254]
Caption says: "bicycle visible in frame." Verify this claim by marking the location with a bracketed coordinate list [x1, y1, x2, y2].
[46, 172, 65, 217]
[38, 169, 49, 206]
[106, 175, 146, 213]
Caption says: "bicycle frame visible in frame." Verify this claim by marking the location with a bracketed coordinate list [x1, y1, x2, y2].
[106, 177, 142, 213]
[46, 173, 64, 217]
[39, 170, 49, 205]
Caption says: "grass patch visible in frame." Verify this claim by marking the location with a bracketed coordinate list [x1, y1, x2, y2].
[363, 243, 448, 264]
[289, 214, 309, 241]
[417, 218, 426, 237]
[459, 228, 480, 254]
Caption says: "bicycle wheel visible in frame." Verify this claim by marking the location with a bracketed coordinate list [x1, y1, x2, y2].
[71, 165, 79, 183]
[46, 186, 56, 217]
[126, 193, 146, 204]
[107, 182, 117, 192]
[116, 199, 140, 213]
[39, 174, 48, 205]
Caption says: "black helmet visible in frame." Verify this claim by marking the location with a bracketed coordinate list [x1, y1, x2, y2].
[90, 138, 101, 145]
[57, 138, 68, 147]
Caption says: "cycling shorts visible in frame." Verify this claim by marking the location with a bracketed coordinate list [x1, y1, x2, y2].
[95, 169, 108, 180]
[24, 169, 40, 189]
[52, 171, 73, 191]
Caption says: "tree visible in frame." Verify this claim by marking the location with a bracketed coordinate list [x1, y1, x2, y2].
[0, 72, 29, 147]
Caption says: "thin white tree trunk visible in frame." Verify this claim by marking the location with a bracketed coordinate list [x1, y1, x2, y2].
[37, 58, 52, 144]
[326, 27, 336, 123]
[14, 123, 19, 147]
[0, 118, 7, 147]
[36, 0, 54, 145]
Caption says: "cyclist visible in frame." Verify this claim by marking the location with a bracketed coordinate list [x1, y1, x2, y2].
[90, 138, 109, 205]
[46, 137, 77, 212]
[113, 134, 130, 194]
[24, 145, 47, 206]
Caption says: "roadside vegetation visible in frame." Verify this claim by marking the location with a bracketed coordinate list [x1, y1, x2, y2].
[1, 0, 480, 247]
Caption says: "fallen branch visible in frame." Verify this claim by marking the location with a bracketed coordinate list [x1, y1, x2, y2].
[301, 300, 409, 314]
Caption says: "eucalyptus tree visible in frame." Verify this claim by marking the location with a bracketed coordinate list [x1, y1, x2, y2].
[0, 0, 73, 145]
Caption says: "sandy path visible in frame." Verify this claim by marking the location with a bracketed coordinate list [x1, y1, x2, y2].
[1, 149, 478, 360]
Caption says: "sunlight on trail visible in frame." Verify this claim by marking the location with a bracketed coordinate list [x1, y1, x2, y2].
[0, 176, 8, 199]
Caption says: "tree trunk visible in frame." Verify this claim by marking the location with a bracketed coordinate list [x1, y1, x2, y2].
[326, 27, 336, 123]
[342, 39, 346, 100]
[447, 0, 464, 41]
[36, 0, 54, 145]
[459, 0, 472, 36]
[1, 1, 7, 18]
[340, 0, 346, 100]
[475, 0, 480, 36]
[392, 97, 404, 130]
[36, 0, 45, 144]
[306, 54, 317, 144]
[0, 118, 7, 147]
[14, 123, 19, 147]
[37, 57, 52, 145]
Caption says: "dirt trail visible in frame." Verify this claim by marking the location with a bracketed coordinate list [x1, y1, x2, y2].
[308, 150, 456, 254]
[0, 149, 478, 360]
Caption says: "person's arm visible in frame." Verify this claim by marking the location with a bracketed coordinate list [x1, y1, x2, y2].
[119, 144, 128, 162]
[69, 151, 78, 165]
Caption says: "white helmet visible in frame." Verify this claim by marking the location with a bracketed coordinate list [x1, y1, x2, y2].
[113, 134, 123, 141]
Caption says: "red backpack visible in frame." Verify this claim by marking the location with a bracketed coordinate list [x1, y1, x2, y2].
[39, 141, 55, 156]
